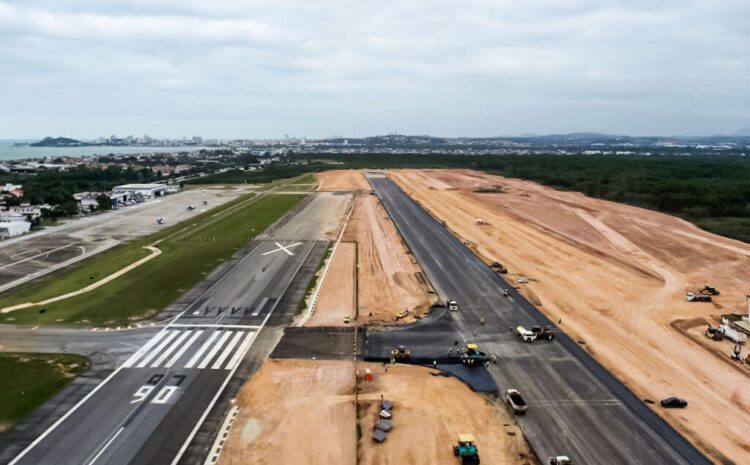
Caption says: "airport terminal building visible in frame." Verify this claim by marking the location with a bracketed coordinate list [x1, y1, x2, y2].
[112, 183, 169, 200]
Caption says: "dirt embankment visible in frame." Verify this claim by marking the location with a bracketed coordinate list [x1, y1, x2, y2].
[316, 170, 372, 192]
[218, 360, 533, 465]
[389, 169, 750, 464]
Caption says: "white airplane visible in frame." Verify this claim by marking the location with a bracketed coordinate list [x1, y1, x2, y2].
[156, 217, 166, 225]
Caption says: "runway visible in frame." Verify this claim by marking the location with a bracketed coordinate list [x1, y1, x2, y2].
[367, 175, 711, 465]
[0, 191, 343, 465]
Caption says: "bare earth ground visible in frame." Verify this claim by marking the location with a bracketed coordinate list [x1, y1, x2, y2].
[390, 168, 750, 464]
[311, 192, 435, 326]
[316, 170, 372, 192]
[346, 194, 435, 323]
[218, 360, 357, 465]
[307, 242, 357, 326]
[358, 363, 534, 465]
[218, 360, 532, 465]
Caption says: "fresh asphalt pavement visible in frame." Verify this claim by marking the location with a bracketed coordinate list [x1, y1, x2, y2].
[0, 194, 334, 465]
[367, 175, 711, 465]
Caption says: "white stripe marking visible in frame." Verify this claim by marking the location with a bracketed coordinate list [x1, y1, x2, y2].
[212, 332, 244, 370]
[122, 330, 169, 368]
[152, 330, 192, 367]
[251, 297, 269, 316]
[198, 331, 232, 369]
[184, 331, 220, 369]
[85, 426, 124, 465]
[165, 330, 204, 368]
[225, 332, 257, 371]
[137, 330, 179, 368]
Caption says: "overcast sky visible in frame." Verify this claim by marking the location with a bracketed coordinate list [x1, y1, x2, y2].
[1, 0, 748, 139]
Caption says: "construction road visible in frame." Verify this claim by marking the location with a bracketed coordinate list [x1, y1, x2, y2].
[0, 193, 342, 465]
[367, 174, 711, 465]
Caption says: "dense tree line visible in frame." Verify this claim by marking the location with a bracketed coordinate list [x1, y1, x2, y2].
[0, 166, 160, 206]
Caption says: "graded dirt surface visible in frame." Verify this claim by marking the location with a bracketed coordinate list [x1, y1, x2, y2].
[358, 363, 534, 465]
[217, 359, 532, 465]
[310, 192, 435, 326]
[307, 241, 357, 326]
[345, 195, 435, 324]
[316, 169, 372, 192]
[389, 169, 750, 463]
[217, 360, 357, 465]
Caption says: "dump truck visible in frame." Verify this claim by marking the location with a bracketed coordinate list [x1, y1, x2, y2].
[460, 343, 490, 366]
[453, 434, 480, 465]
[531, 325, 555, 341]
[517, 326, 537, 342]
[390, 345, 411, 361]
[700, 285, 720, 296]
[395, 308, 409, 320]
[686, 292, 711, 302]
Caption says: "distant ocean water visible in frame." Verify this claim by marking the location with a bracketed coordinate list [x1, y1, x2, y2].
[0, 140, 212, 161]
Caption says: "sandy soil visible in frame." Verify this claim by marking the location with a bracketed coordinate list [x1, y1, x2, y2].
[358, 363, 534, 465]
[346, 195, 435, 324]
[390, 169, 750, 463]
[307, 242, 357, 326]
[309, 191, 435, 326]
[218, 359, 532, 465]
[316, 170, 372, 192]
[218, 360, 357, 465]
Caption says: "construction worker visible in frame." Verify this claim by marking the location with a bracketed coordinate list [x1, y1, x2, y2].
[433, 360, 438, 369]
[448, 347, 452, 355]
[480, 317, 485, 326]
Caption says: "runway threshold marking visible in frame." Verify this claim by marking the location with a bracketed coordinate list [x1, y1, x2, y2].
[169, 323, 261, 329]
[7, 312, 185, 465]
[184, 332, 221, 369]
[197, 331, 233, 369]
[261, 241, 302, 256]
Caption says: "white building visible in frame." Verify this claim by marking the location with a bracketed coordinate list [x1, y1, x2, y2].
[0, 219, 31, 238]
[112, 183, 168, 199]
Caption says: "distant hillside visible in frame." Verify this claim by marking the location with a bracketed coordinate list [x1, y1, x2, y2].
[30, 137, 89, 147]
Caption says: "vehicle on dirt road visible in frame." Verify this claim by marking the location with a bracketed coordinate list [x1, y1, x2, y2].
[343, 314, 351, 324]
[448, 300, 459, 311]
[660, 397, 688, 408]
[686, 292, 711, 302]
[453, 434, 480, 465]
[505, 389, 528, 414]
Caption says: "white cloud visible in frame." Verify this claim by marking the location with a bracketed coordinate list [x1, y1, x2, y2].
[0, 0, 748, 138]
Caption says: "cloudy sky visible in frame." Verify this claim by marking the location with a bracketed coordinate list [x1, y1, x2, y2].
[0, 0, 748, 139]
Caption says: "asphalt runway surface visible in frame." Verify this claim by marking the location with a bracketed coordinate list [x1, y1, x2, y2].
[367, 175, 711, 465]
[0, 193, 336, 465]
[0, 188, 246, 292]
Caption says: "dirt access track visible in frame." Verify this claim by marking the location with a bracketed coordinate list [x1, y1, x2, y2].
[217, 359, 534, 465]
[310, 170, 435, 326]
[390, 168, 750, 463]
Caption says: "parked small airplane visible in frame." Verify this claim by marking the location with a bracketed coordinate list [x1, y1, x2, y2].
[156, 217, 165, 225]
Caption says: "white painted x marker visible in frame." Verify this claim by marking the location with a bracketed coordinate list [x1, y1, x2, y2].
[262, 242, 302, 256]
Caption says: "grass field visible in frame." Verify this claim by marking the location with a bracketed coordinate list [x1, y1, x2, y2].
[0, 353, 89, 434]
[0, 194, 304, 326]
